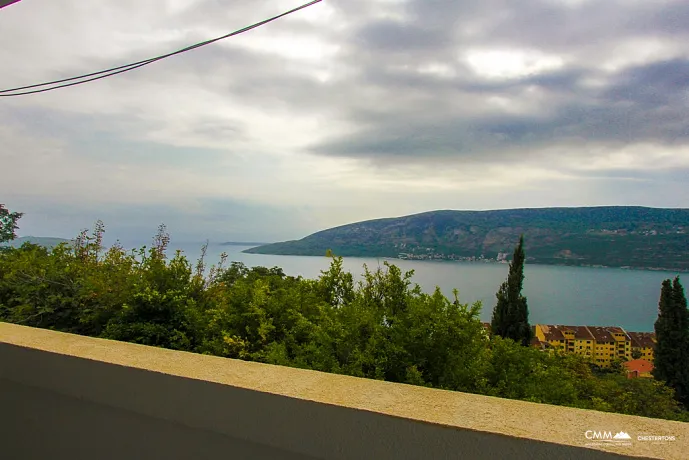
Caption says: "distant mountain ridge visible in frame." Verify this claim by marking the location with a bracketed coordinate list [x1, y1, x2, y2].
[243, 206, 689, 271]
[1, 236, 73, 248]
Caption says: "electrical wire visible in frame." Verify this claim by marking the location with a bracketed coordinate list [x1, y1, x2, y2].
[0, 0, 322, 97]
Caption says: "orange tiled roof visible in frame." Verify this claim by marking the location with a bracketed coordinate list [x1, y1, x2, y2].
[623, 359, 654, 374]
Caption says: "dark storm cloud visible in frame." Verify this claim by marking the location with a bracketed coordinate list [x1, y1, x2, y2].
[304, 0, 689, 165]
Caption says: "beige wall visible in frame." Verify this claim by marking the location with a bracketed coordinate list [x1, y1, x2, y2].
[1, 322, 685, 460]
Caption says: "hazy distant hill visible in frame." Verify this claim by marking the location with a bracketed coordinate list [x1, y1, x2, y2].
[220, 241, 269, 247]
[244, 207, 689, 271]
[1, 236, 73, 249]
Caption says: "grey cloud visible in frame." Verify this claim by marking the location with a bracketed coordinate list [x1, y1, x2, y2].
[300, 1, 688, 165]
[355, 20, 451, 52]
[561, 167, 689, 183]
[602, 59, 689, 108]
[405, 0, 689, 49]
[356, 62, 589, 98]
[310, 44, 689, 162]
[113, 44, 352, 122]
[624, 2, 689, 37]
[7, 0, 689, 165]
[311, 88, 689, 165]
[1, 106, 235, 166]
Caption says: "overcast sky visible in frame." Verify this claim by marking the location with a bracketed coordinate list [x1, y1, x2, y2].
[1, 0, 688, 244]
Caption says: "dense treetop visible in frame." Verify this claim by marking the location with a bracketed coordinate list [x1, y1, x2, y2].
[0, 204, 23, 246]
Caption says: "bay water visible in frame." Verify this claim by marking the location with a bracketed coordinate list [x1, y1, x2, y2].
[142, 241, 686, 333]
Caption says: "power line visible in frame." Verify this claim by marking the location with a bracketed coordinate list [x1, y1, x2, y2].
[0, 0, 322, 97]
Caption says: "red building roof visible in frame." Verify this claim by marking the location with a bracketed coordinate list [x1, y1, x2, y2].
[623, 359, 654, 374]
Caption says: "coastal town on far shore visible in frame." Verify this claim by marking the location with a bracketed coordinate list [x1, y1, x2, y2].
[398, 250, 511, 262]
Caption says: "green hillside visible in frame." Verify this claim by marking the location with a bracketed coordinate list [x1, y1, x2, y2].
[244, 207, 689, 271]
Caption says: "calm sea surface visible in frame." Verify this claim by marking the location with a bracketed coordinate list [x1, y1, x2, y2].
[146, 241, 683, 333]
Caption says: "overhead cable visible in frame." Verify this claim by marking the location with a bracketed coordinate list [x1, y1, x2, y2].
[0, 0, 322, 96]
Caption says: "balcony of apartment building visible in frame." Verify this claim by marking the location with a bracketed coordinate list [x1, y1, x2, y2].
[2, 322, 685, 460]
[566, 340, 576, 352]
[617, 345, 628, 356]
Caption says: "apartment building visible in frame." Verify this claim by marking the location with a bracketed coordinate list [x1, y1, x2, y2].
[533, 324, 655, 368]
[534, 324, 595, 358]
[627, 331, 656, 361]
[586, 326, 618, 366]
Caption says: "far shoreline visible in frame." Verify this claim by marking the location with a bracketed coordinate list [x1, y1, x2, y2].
[235, 247, 688, 275]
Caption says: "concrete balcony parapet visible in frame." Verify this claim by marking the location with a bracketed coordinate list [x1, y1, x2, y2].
[1, 322, 685, 459]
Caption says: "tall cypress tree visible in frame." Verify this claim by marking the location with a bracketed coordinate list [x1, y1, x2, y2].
[491, 235, 531, 346]
[653, 279, 673, 380]
[653, 276, 689, 407]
